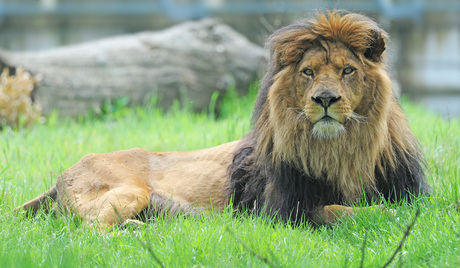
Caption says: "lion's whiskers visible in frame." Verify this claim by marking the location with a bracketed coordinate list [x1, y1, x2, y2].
[348, 112, 367, 124]
[288, 107, 307, 121]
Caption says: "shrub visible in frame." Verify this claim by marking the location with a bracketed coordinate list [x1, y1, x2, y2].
[0, 68, 42, 128]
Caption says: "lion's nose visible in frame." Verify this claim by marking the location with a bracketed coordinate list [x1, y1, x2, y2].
[311, 92, 341, 108]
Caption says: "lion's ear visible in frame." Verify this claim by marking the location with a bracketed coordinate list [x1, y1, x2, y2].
[364, 30, 386, 62]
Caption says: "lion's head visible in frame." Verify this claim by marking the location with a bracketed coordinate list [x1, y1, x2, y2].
[270, 40, 386, 140]
[229, 11, 428, 218]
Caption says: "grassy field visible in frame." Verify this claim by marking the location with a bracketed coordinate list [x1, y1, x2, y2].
[0, 89, 459, 267]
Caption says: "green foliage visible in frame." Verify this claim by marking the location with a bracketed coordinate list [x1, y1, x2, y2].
[0, 92, 459, 267]
[219, 83, 258, 120]
[93, 96, 133, 120]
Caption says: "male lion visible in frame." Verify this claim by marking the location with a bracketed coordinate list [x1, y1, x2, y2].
[18, 11, 429, 228]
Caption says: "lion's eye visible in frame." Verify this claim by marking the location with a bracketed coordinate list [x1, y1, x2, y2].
[302, 68, 314, 77]
[342, 67, 355, 76]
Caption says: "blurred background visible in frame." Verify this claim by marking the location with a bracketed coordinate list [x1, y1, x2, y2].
[1, 0, 459, 118]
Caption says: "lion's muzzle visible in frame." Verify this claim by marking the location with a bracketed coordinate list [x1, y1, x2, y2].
[310, 89, 346, 139]
[311, 90, 342, 110]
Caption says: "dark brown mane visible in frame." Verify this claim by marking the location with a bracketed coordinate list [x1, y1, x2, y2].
[227, 10, 429, 224]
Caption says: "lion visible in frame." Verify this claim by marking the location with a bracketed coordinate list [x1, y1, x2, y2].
[17, 11, 429, 228]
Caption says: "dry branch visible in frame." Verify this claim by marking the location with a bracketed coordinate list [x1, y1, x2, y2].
[225, 226, 279, 268]
[382, 208, 421, 268]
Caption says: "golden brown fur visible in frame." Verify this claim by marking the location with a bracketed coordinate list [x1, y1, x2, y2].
[19, 142, 238, 228]
[17, 11, 429, 228]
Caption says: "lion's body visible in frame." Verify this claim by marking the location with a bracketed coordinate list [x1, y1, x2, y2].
[18, 11, 429, 228]
[20, 142, 237, 227]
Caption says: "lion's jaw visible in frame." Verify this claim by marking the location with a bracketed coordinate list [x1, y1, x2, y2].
[311, 117, 346, 139]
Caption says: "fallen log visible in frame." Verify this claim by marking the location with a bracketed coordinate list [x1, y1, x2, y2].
[0, 19, 267, 116]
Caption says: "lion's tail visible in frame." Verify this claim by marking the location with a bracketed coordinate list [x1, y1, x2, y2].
[16, 186, 58, 216]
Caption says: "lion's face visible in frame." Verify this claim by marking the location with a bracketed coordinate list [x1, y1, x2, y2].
[295, 42, 368, 139]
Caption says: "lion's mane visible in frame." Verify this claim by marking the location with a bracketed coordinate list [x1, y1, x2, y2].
[228, 11, 429, 223]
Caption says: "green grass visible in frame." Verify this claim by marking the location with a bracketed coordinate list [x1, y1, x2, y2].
[0, 90, 459, 267]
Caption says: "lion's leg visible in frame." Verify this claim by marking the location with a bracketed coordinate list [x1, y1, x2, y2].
[148, 192, 205, 218]
[310, 205, 354, 225]
[120, 219, 146, 229]
[311, 205, 383, 225]
[16, 186, 58, 216]
[78, 186, 150, 229]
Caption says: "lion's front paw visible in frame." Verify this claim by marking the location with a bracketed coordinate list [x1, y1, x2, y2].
[120, 219, 146, 229]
